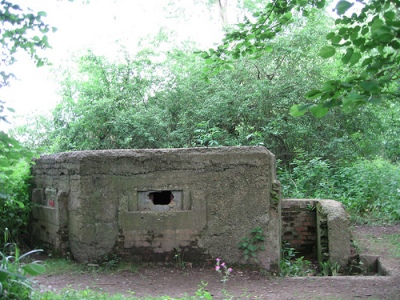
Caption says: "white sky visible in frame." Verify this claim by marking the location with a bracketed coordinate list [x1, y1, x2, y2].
[1, 0, 227, 131]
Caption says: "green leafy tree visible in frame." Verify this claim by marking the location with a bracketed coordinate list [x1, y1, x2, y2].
[0, 0, 53, 241]
[49, 43, 171, 151]
[292, 0, 400, 116]
[0, 0, 50, 294]
[200, 0, 400, 116]
[200, 0, 326, 77]
[1, 0, 55, 115]
[29, 16, 392, 166]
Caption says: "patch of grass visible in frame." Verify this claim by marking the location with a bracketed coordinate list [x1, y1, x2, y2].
[32, 288, 175, 299]
[359, 233, 400, 259]
[32, 286, 211, 299]
[386, 234, 400, 258]
[350, 213, 399, 226]
[111, 261, 140, 274]
[43, 257, 141, 276]
[44, 258, 85, 275]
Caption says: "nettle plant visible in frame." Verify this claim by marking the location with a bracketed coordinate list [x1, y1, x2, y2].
[238, 226, 266, 262]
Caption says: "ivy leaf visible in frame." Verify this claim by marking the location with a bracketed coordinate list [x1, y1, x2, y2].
[316, 0, 326, 9]
[40, 27, 50, 34]
[360, 80, 380, 93]
[384, 11, 395, 21]
[371, 18, 384, 33]
[37, 11, 47, 17]
[353, 37, 366, 47]
[348, 51, 361, 66]
[310, 104, 329, 118]
[321, 80, 339, 92]
[342, 47, 354, 64]
[326, 32, 335, 39]
[265, 45, 273, 53]
[305, 89, 322, 100]
[319, 46, 335, 58]
[375, 29, 394, 43]
[390, 40, 400, 49]
[342, 92, 365, 113]
[331, 35, 342, 44]
[335, 0, 354, 15]
[289, 104, 313, 116]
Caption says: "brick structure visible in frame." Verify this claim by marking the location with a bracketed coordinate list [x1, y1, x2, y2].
[281, 199, 318, 259]
[281, 199, 351, 267]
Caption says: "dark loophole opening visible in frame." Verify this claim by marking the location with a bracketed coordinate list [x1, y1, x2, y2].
[148, 191, 174, 205]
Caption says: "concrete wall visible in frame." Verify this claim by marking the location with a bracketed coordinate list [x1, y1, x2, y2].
[31, 147, 281, 271]
[317, 200, 351, 267]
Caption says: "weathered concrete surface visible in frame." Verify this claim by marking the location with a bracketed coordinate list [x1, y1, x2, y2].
[317, 200, 351, 267]
[31, 147, 281, 271]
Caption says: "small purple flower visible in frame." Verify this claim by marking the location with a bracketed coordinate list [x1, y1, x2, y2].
[228, 268, 233, 273]
[216, 258, 221, 262]
[215, 266, 220, 271]
[221, 262, 225, 267]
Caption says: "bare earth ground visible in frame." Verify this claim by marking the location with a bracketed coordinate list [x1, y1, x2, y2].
[35, 225, 400, 299]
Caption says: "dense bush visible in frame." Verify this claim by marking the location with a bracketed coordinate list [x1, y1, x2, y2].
[0, 130, 35, 247]
[337, 159, 400, 222]
[279, 157, 400, 223]
[0, 159, 32, 245]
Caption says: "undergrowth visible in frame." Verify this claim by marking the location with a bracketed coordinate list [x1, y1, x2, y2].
[279, 244, 313, 277]
[33, 289, 173, 300]
[279, 156, 400, 224]
[0, 232, 45, 299]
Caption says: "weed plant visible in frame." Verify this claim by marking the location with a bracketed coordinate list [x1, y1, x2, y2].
[279, 244, 313, 277]
[0, 232, 45, 299]
[319, 261, 340, 276]
[44, 258, 85, 276]
[214, 258, 232, 292]
[33, 289, 169, 300]
[238, 227, 265, 262]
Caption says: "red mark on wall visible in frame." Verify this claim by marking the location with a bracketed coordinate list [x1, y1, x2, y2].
[49, 199, 55, 207]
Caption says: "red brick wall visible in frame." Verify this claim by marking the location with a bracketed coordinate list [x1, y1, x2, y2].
[281, 199, 318, 260]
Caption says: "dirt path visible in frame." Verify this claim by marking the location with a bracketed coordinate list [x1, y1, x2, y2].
[35, 225, 400, 299]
